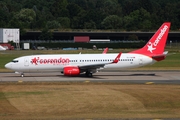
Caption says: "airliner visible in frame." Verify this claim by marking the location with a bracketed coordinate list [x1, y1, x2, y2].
[102, 47, 108, 54]
[5, 22, 171, 77]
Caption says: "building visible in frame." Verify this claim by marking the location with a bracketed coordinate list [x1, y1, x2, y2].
[0, 29, 20, 43]
[0, 29, 20, 49]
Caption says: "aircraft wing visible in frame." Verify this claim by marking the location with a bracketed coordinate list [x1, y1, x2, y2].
[78, 52, 122, 72]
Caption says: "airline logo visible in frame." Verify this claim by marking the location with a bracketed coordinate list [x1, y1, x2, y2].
[147, 42, 156, 53]
[31, 57, 70, 65]
[147, 25, 168, 53]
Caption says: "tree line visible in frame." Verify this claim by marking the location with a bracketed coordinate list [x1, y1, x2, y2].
[0, 0, 180, 33]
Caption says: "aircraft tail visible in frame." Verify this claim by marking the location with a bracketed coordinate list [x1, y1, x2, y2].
[130, 22, 171, 56]
[102, 47, 108, 54]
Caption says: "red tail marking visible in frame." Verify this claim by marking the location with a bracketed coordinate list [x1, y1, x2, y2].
[102, 47, 108, 54]
[130, 22, 171, 56]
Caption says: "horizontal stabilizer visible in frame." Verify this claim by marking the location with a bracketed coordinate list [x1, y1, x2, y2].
[151, 51, 168, 61]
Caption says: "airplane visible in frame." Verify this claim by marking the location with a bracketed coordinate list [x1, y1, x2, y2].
[5, 22, 171, 77]
[0, 45, 6, 50]
[102, 47, 108, 54]
[79, 47, 108, 54]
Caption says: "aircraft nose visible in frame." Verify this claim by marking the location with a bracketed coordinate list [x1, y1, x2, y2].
[5, 63, 11, 69]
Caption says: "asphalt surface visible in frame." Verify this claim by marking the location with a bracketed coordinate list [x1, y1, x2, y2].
[0, 71, 180, 84]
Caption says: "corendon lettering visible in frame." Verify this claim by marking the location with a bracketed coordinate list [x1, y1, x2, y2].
[31, 57, 70, 65]
[153, 25, 168, 46]
[147, 25, 168, 53]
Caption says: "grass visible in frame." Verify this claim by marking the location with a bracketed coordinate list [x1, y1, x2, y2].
[0, 82, 180, 119]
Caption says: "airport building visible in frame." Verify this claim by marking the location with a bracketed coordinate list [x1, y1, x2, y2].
[0, 28, 20, 50]
[21, 31, 180, 43]
[0, 29, 20, 43]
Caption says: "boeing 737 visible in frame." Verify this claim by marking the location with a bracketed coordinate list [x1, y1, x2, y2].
[5, 22, 171, 77]
[102, 47, 108, 54]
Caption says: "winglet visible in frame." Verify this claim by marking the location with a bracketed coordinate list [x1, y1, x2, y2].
[102, 47, 108, 54]
[112, 52, 122, 63]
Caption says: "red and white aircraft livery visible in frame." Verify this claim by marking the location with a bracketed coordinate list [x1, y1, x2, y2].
[5, 22, 171, 77]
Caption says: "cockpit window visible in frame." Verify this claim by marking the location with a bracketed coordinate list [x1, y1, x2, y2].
[12, 60, 19, 63]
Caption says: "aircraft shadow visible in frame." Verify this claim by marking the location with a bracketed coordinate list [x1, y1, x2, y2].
[97, 73, 156, 76]
[58, 73, 157, 79]
[2, 73, 157, 80]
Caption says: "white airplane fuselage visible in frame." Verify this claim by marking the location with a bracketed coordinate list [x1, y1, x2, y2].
[5, 53, 154, 73]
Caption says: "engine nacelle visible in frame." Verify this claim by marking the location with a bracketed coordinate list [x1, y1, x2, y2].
[63, 66, 80, 76]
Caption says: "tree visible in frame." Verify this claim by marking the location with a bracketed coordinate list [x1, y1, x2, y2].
[39, 28, 53, 40]
[51, 0, 69, 18]
[41, 7, 54, 21]
[73, 0, 88, 10]
[57, 17, 70, 28]
[103, 0, 122, 16]
[163, 2, 180, 29]
[82, 9, 106, 29]
[46, 20, 61, 29]
[123, 8, 151, 30]
[66, 3, 84, 28]
[84, 20, 96, 29]
[0, 0, 180, 31]
[101, 15, 122, 29]
[67, 3, 82, 18]
[14, 8, 36, 28]
[0, 1, 11, 27]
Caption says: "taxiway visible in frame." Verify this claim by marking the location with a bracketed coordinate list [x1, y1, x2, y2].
[0, 71, 180, 84]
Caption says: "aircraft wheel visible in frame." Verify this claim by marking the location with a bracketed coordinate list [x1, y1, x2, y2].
[21, 73, 24, 77]
[88, 73, 92, 77]
[86, 72, 93, 77]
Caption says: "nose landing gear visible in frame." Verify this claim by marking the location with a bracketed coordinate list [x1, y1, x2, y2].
[15, 71, 24, 77]
[21, 73, 24, 77]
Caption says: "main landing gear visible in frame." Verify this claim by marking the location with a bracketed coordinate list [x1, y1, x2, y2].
[85, 71, 93, 77]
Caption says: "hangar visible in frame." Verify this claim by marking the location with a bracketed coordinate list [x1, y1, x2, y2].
[21, 31, 180, 43]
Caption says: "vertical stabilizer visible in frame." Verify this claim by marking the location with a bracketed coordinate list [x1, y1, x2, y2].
[130, 22, 171, 56]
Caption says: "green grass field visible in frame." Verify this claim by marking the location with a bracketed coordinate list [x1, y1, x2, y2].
[0, 82, 180, 119]
[0, 48, 180, 71]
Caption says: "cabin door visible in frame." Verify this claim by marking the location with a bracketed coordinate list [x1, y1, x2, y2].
[24, 57, 29, 66]
[139, 57, 143, 65]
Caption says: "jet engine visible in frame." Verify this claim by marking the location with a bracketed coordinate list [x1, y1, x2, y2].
[63, 66, 80, 76]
